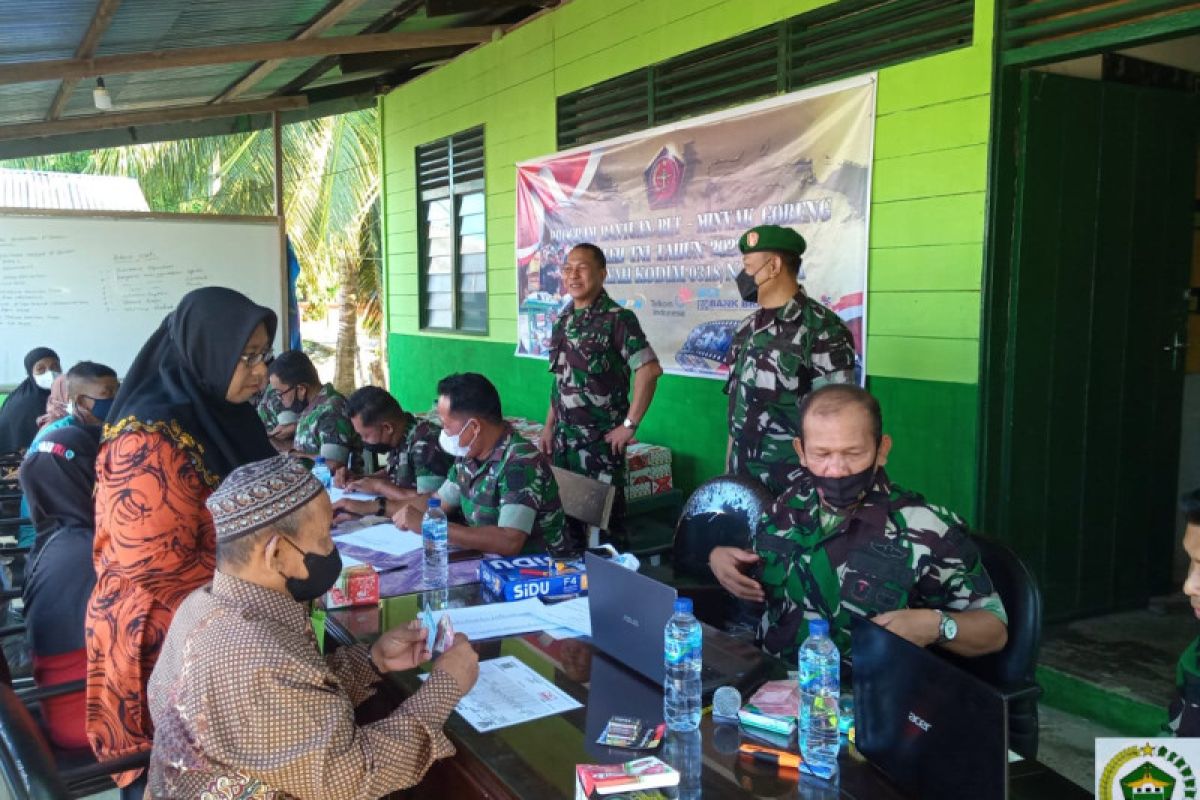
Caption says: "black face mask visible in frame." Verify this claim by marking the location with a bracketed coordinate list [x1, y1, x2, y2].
[279, 537, 343, 602]
[286, 392, 307, 415]
[735, 269, 760, 303]
[362, 441, 391, 455]
[811, 465, 877, 510]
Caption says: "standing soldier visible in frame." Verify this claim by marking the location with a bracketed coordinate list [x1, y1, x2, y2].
[537, 243, 663, 540]
[725, 225, 857, 497]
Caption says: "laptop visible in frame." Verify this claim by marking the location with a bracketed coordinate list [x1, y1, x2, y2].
[851, 616, 1009, 800]
[585, 552, 768, 698]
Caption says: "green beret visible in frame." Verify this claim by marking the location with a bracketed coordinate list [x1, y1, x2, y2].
[738, 225, 807, 257]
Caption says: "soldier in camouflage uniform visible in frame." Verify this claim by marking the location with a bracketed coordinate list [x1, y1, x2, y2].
[394, 373, 568, 557]
[255, 383, 284, 432]
[725, 225, 857, 497]
[268, 350, 360, 472]
[538, 243, 663, 539]
[1168, 491, 1200, 736]
[329, 386, 453, 519]
[711, 385, 1008, 662]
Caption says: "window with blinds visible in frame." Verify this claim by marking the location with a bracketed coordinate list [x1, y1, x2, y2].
[416, 126, 487, 332]
[556, 0, 974, 149]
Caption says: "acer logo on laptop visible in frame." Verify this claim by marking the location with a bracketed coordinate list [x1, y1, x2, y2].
[908, 711, 933, 733]
[622, 614, 640, 628]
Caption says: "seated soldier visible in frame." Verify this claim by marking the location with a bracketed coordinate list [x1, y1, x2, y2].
[28, 360, 119, 449]
[710, 384, 1008, 661]
[147, 455, 478, 798]
[267, 349, 359, 472]
[331, 386, 452, 517]
[1169, 489, 1200, 736]
[392, 373, 569, 557]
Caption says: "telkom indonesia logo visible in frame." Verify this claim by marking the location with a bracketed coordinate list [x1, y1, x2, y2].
[1096, 740, 1199, 800]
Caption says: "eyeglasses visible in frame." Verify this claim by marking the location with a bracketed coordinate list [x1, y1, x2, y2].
[238, 348, 275, 367]
[559, 265, 592, 276]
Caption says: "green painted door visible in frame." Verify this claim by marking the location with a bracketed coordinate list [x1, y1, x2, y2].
[996, 70, 1197, 620]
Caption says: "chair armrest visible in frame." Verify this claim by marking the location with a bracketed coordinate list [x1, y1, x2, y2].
[63, 751, 152, 784]
[18, 679, 87, 705]
[997, 681, 1043, 704]
[0, 624, 25, 638]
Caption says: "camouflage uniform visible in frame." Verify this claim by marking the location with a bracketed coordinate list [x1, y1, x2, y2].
[292, 383, 360, 465]
[1168, 637, 1200, 736]
[255, 384, 283, 431]
[752, 468, 1007, 661]
[548, 290, 657, 533]
[385, 411, 452, 494]
[436, 426, 568, 555]
[723, 288, 857, 497]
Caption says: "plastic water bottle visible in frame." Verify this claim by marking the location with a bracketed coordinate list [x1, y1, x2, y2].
[311, 456, 332, 489]
[798, 618, 841, 777]
[662, 729, 702, 800]
[421, 497, 449, 589]
[663, 598, 702, 732]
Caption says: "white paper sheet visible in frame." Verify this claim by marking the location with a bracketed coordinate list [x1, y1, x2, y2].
[334, 523, 423, 557]
[532, 596, 591, 637]
[434, 656, 582, 732]
[436, 598, 551, 641]
[328, 487, 377, 504]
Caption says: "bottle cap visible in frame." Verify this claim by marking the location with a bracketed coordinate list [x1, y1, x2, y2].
[808, 618, 830, 637]
[673, 598, 693, 614]
[315, 456, 326, 464]
[427, 497, 441, 508]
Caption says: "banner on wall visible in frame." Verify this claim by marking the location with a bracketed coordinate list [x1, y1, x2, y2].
[514, 74, 876, 380]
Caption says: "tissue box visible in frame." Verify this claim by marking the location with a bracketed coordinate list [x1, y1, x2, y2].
[325, 564, 380, 609]
[625, 443, 672, 473]
[479, 553, 587, 601]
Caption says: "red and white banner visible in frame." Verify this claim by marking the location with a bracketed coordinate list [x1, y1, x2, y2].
[515, 74, 876, 380]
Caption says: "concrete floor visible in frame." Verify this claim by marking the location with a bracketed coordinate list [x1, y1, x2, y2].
[1037, 704, 1124, 790]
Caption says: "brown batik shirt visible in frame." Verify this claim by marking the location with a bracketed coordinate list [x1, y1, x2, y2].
[147, 571, 461, 799]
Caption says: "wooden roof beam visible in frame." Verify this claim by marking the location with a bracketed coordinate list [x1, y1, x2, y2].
[47, 0, 123, 120]
[212, 0, 374, 103]
[0, 27, 501, 86]
[0, 95, 307, 142]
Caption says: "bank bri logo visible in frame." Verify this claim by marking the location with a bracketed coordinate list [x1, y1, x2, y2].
[1096, 739, 1200, 800]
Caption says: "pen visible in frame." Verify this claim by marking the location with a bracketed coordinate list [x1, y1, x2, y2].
[519, 568, 550, 576]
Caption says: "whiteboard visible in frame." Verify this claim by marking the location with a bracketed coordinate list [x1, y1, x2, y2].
[0, 210, 285, 388]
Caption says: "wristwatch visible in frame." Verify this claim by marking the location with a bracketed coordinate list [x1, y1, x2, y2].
[622, 417, 638, 431]
[375, 496, 387, 517]
[935, 610, 958, 644]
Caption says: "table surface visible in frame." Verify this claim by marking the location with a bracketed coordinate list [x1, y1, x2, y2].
[325, 584, 1093, 800]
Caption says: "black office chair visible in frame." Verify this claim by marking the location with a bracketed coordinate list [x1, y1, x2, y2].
[0, 681, 71, 799]
[941, 533, 1043, 759]
[669, 475, 773, 628]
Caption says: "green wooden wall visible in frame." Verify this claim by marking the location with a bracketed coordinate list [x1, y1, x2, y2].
[381, 0, 994, 517]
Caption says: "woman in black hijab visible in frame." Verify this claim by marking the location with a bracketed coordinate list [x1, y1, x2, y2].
[85, 287, 277, 795]
[19, 424, 101, 750]
[0, 347, 61, 454]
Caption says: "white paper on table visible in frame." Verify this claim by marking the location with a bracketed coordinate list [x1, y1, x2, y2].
[532, 597, 591, 637]
[423, 656, 582, 732]
[539, 627, 582, 641]
[328, 487, 377, 504]
[435, 599, 552, 641]
[334, 523, 422, 557]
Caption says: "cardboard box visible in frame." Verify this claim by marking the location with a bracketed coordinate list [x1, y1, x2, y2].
[479, 553, 588, 601]
[325, 564, 380, 609]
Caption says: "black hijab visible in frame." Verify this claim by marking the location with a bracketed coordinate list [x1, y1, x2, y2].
[106, 287, 278, 480]
[19, 423, 100, 543]
[0, 347, 59, 455]
[19, 424, 100, 658]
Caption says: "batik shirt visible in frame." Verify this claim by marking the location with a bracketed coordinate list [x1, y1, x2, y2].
[1168, 636, 1200, 736]
[437, 427, 567, 555]
[147, 571, 461, 799]
[548, 290, 657, 453]
[752, 469, 1007, 661]
[723, 288, 856, 497]
[386, 412, 452, 493]
[292, 383, 358, 464]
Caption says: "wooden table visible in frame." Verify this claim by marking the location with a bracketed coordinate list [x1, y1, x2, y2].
[325, 586, 1092, 800]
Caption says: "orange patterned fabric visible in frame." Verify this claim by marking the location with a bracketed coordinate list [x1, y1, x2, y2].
[85, 428, 219, 786]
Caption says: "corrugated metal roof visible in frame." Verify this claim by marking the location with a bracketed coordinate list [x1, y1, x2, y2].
[0, 168, 150, 211]
[0, 1, 554, 158]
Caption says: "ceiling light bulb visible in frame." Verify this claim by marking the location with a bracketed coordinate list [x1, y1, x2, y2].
[93, 77, 112, 110]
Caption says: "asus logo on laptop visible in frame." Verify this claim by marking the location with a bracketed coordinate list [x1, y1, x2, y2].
[908, 711, 933, 732]
[622, 614, 640, 628]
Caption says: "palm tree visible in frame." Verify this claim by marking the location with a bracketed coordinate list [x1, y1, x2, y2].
[1, 109, 383, 394]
